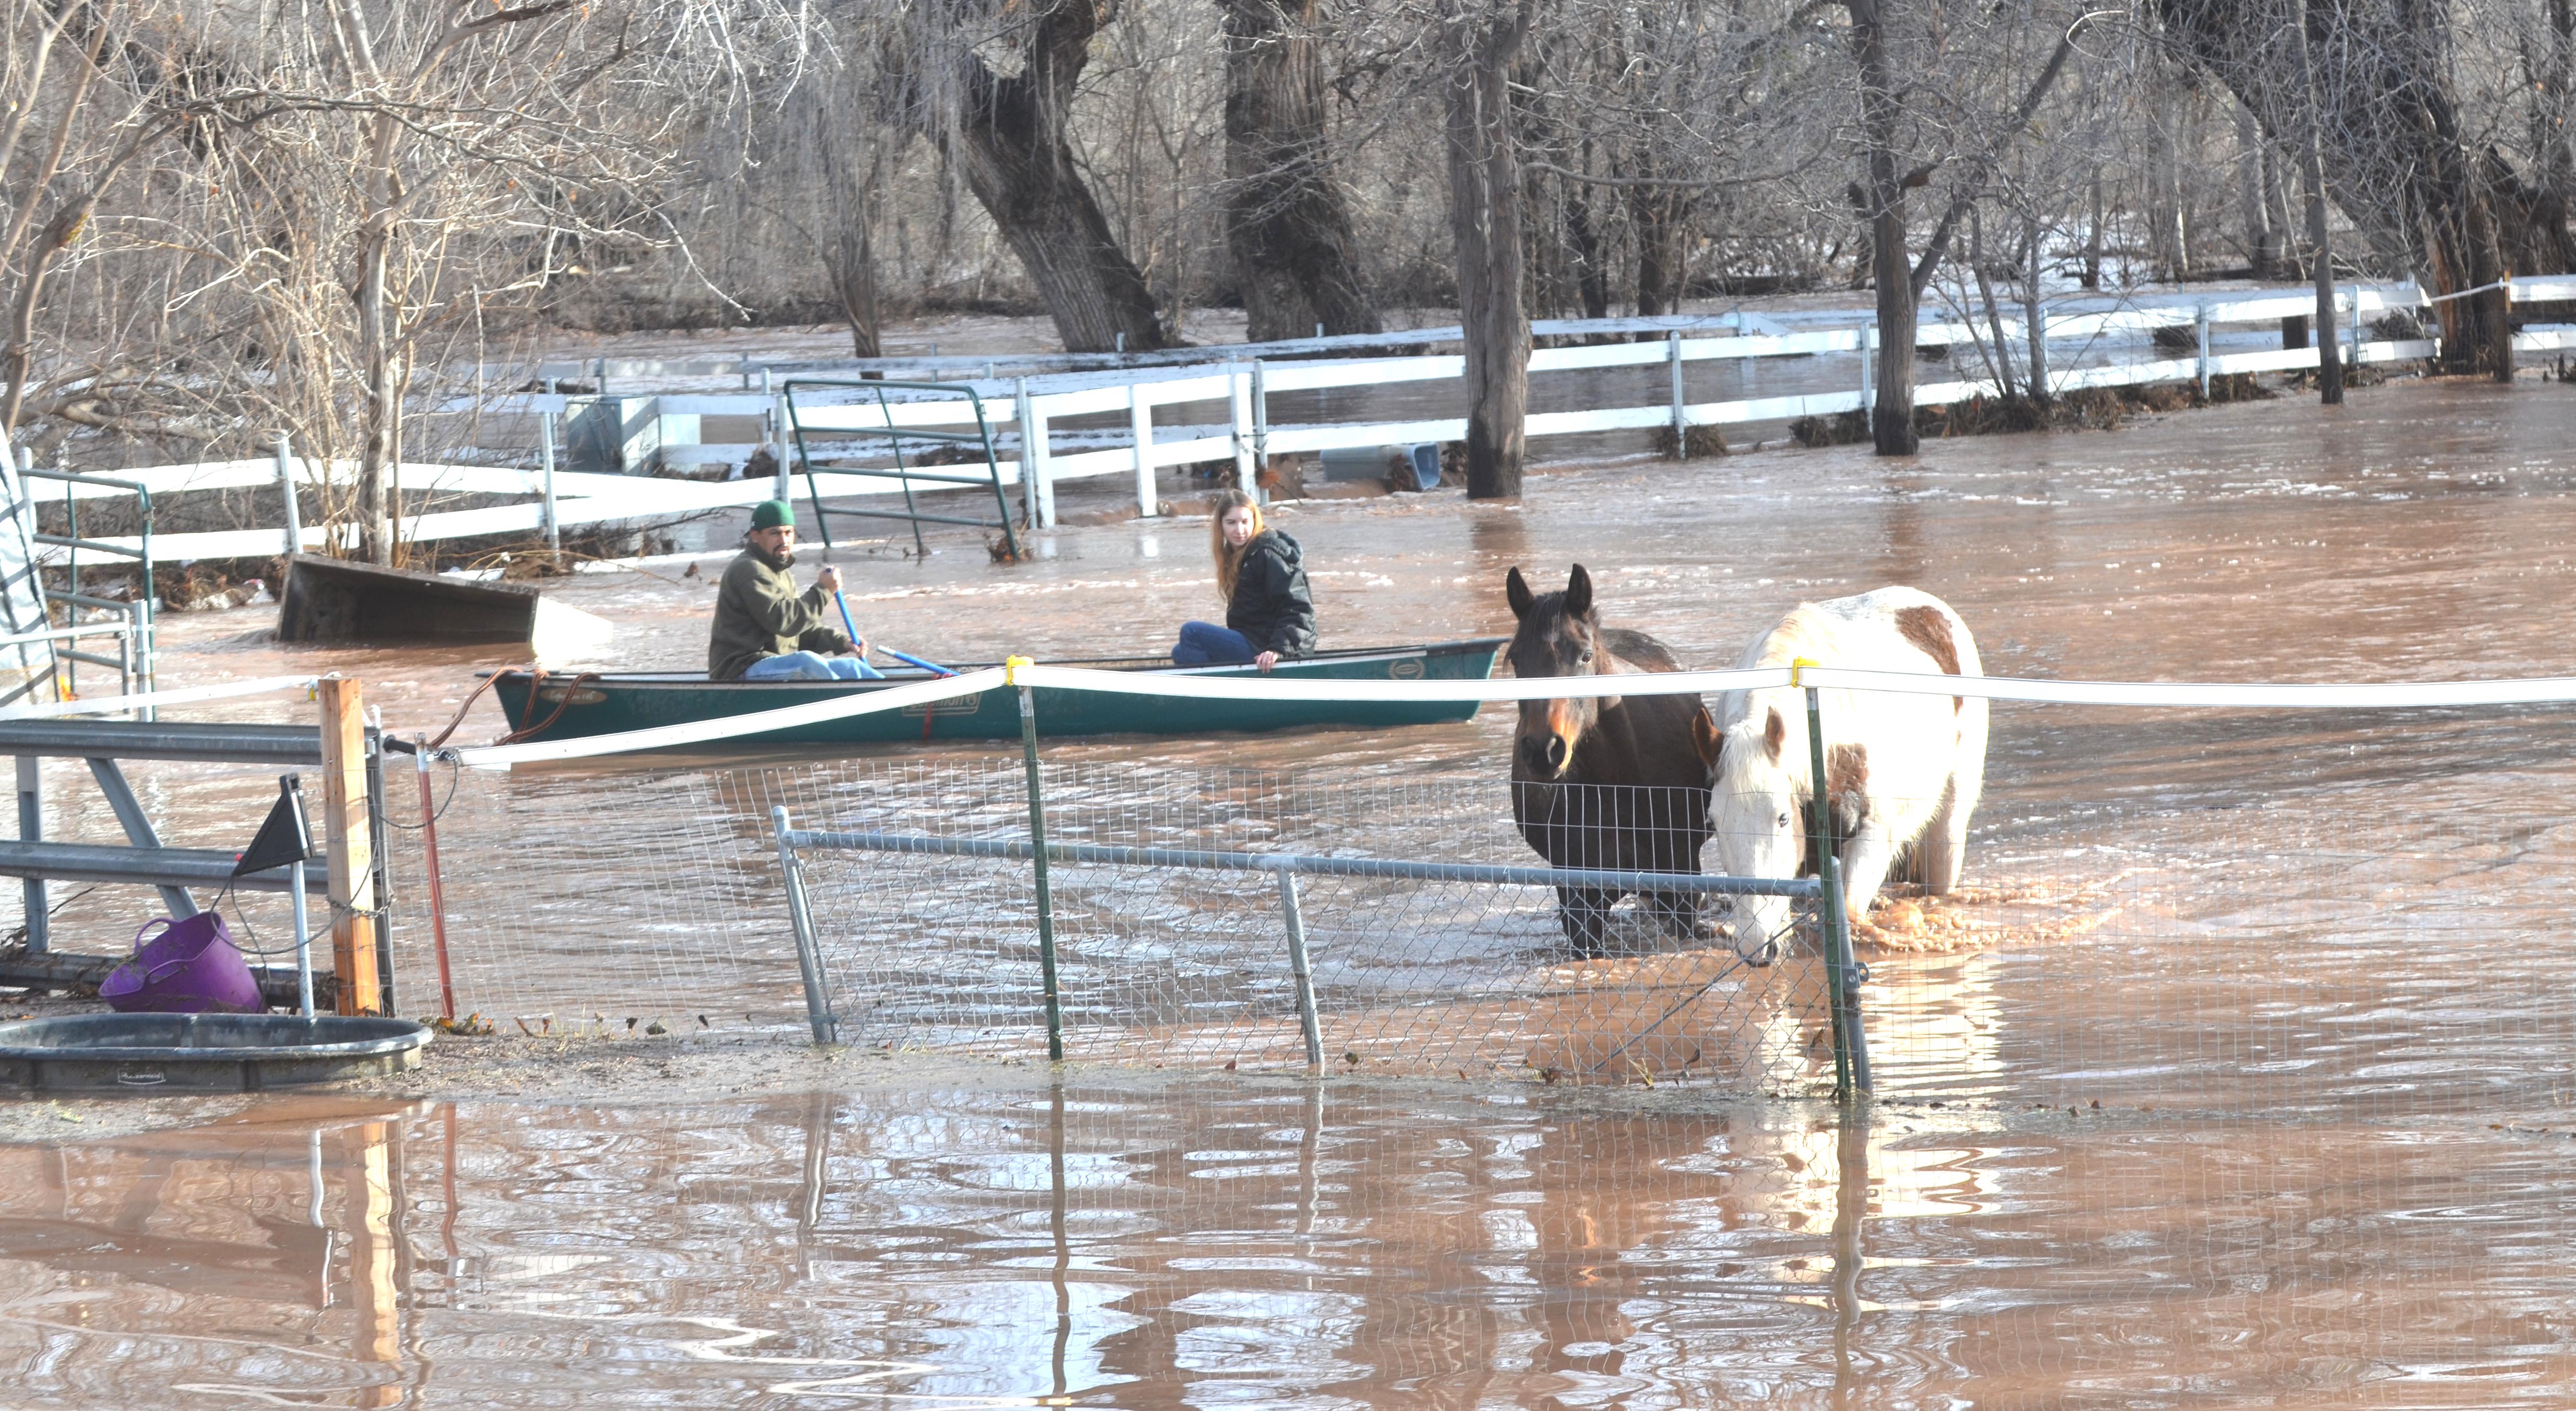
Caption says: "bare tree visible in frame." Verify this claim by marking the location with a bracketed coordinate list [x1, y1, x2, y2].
[2161, 0, 2533, 379]
[0, 1, 202, 440]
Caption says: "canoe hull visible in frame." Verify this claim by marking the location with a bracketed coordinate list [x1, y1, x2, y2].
[486, 639, 1505, 748]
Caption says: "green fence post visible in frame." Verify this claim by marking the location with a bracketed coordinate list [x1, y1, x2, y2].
[1011, 657, 1066, 1061]
[1798, 658, 1872, 1101]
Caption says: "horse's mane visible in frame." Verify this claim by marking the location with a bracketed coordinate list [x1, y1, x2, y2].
[1602, 627, 1683, 674]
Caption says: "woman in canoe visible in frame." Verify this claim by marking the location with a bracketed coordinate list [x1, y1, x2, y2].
[1171, 488, 1315, 673]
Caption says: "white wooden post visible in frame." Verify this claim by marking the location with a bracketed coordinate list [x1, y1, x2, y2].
[1129, 384, 1157, 518]
[1230, 362, 1257, 493]
[1668, 332, 1686, 458]
[273, 432, 301, 556]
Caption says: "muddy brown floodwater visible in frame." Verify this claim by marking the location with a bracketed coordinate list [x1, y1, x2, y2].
[8, 377, 2576, 1405]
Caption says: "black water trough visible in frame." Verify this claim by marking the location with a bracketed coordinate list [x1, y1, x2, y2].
[0, 1014, 432, 1092]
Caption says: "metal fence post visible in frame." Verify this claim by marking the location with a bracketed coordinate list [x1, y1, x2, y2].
[538, 411, 560, 552]
[274, 433, 301, 557]
[2195, 302, 2211, 399]
[1275, 861, 1324, 1073]
[772, 806, 838, 1045]
[1668, 332, 1686, 458]
[1012, 661, 1066, 1061]
[1250, 358, 1269, 477]
[1229, 362, 1257, 494]
[1798, 666, 1871, 1100]
[1013, 377, 1042, 528]
[1859, 323, 1875, 433]
[16, 755, 44, 954]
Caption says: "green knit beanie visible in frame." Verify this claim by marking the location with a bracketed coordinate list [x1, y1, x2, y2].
[750, 500, 794, 530]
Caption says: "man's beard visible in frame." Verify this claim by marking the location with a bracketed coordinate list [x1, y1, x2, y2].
[756, 543, 796, 572]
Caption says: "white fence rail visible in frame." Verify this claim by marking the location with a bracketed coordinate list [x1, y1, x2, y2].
[25, 276, 2576, 562]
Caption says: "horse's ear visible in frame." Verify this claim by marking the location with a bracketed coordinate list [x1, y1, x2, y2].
[1692, 710, 1723, 772]
[1505, 566, 1534, 620]
[1763, 708, 1786, 765]
[1565, 563, 1593, 619]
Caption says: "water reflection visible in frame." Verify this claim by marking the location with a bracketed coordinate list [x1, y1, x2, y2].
[10, 1077, 2571, 1405]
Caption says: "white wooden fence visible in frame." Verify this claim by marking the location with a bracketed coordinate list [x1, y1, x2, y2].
[26, 276, 2576, 561]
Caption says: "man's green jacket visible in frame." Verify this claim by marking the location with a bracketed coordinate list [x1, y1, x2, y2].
[707, 549, 850, 680]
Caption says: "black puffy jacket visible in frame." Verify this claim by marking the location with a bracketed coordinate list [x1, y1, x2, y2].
[1226, 530, 1317, 658]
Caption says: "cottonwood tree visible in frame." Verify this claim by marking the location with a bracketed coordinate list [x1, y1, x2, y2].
[887, 0, 1172, 353]
[1221, 0, 1382, 341]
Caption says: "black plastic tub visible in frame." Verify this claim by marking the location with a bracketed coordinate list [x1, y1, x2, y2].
[0, 1014, 432, 1092]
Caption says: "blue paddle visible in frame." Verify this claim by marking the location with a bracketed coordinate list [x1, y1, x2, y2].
[836, 586, 956, 677]
[879, 647, 957, 677]
[833, 588, 867, 664]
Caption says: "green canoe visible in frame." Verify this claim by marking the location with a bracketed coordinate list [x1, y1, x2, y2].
[486, 638, 1505, 747]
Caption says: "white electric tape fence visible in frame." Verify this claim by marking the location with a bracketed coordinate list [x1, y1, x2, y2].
[433, 661, 2576, 771]
[18, 665, 2576, 764]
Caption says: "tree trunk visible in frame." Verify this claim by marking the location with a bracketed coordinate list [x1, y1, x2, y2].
[2081, 168, 2104, 290]
[2160, 0, 2517, 373]
[1444, 0, 1533, 499]
[1632, 188, 1689, 317]
[2292, 6, 2342, 406]
[2234, 99, 2284, 277]
[1221, 0, 1381, 341]
[1848, 0, 1918, 455]
[948, 2, 1171, 354]
[820, 142, 882, 359]
[355, 219, 395, 562]
[1970, 206, 2017, 400]
[1564, 192, 1612, 320]
[2024, 209, 2049, 402]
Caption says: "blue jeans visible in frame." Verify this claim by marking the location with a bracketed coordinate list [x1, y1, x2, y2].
[743, 651, 884, 681]
[1172, 621, 1257, 666]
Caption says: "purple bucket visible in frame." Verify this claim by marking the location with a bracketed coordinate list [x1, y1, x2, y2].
[99, 912, 265, 1015]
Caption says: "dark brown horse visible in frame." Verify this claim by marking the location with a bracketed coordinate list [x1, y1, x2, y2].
[1504, 563, 1716, 956]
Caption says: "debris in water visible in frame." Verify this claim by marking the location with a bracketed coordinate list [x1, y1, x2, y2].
[646, 1020, 668, 1036]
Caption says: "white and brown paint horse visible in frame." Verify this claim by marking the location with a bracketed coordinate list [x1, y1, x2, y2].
[1693, 587, 1988, 958]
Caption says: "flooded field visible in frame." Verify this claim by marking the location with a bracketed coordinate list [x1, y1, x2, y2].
[9, 377, 2576, 1403]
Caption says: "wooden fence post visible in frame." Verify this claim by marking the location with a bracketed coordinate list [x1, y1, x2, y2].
[319, 677, 381, 1015]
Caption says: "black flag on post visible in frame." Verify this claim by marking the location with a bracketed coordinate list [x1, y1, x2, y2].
[233, 774, 314, 877]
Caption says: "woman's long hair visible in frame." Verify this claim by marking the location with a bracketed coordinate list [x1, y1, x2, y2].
[1208, 489, 1263, 602]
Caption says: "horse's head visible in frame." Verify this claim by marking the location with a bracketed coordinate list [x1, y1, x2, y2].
[1504, 563, 1621, 780]
[1701, 702, 1800, 964]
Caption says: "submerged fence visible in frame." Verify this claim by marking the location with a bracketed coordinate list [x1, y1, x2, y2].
[28, 275, 2576, 562]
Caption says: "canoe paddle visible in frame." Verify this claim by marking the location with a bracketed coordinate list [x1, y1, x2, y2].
[833, 588, 867, 665]
[879, 647, 957, 677]
[836, 586, 956, 677]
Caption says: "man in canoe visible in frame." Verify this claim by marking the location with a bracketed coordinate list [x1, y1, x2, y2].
[708, 501, 886, 681]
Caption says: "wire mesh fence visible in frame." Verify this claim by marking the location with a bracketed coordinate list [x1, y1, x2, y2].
[371, 745, 2576, 1124]
[382, 759, 1837, 1090]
